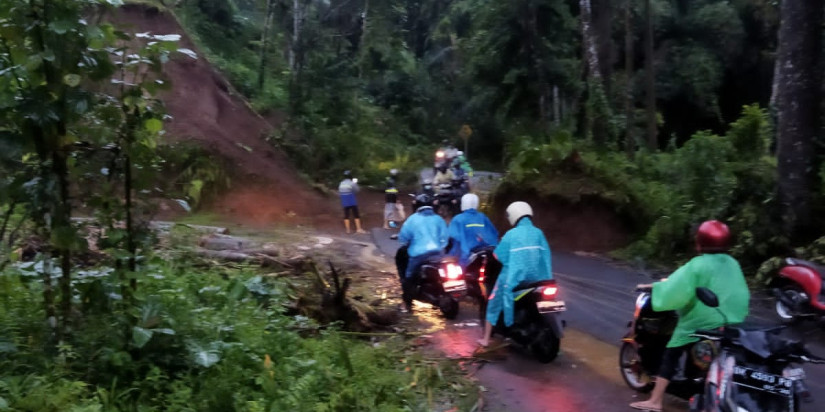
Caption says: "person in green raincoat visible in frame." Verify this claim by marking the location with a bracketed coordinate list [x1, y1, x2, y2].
[630, 220, 750, 412]
[477, 201, 552, 347]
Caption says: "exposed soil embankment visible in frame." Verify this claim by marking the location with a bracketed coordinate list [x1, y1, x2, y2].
[491, 184, 633, 253]
[107, 5, 338, 226]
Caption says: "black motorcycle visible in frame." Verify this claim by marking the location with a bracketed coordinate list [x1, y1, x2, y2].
[485, 278, 565, 363]
[689, 288, 824, 412]
[395, 247, 466, 319]
[433, 183, 459, 219]
[462, 245, 502, 318]
[619, 286, 713, 399]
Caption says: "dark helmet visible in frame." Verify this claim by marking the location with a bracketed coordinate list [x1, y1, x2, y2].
[413, 193, 433, 211]
[695, 220, 731, 253]
[343, 170, 352, 177]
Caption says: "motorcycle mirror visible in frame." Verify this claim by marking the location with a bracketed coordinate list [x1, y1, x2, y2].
[695, 287, 719, 308]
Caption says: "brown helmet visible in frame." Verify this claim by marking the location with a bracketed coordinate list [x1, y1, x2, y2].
[695, 220, 731, 253]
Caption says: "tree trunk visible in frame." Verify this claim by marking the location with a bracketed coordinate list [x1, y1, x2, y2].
[257, 0, 275, 90]
[643, 0, 657, 150]
[624, 0, 634, 156]
[357, 0, 369, 79]
[774, 0, 823, 237]
[552, 85, 561, 126]
[580, 0, 609, 145]
[289, 0, 302, 79]
[592, 0, 614, 96]
[52, 148, 73, 337]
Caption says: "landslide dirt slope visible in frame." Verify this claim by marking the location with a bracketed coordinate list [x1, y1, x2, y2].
[107, 5, 339, 227]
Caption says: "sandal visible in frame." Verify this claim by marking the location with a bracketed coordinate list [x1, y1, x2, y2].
[629, 401, 661, 411]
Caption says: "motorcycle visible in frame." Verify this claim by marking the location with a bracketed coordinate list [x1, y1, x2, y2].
[769, 258, 825, 323]
[619, 286, 712, 399]
[395, 246, 466, 319]
[433, 183, 459, 218]
[462, 245, 502, 319]
[689, 287, 824, 412]
[486, 278, 565, 363]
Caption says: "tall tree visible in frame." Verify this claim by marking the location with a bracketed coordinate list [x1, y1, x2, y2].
[623, 0, 634, 155]
[643, 0, 657, 150]
[258, 0, 276, 89]
[580, 0, 610, 145]
[774, 0, 823, 237]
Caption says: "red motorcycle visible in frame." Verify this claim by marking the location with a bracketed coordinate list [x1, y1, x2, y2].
[770, 258, 825, 322]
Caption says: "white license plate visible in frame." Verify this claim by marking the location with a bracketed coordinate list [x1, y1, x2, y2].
[537, 300, 566, 313]
[733, 366, 793, 396]
[444, 280, 466, 292]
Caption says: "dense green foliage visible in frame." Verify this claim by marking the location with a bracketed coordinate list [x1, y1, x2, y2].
[0, 253, 474, 411]
[504, 105, 788, 267]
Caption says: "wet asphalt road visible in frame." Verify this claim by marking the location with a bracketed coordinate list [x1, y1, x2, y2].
[371, 227, 825, 412]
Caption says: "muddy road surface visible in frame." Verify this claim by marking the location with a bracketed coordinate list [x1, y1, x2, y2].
[371, 228, 825, 412]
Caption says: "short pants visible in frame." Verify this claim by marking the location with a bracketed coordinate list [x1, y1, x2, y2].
[343, 205, 360, 219]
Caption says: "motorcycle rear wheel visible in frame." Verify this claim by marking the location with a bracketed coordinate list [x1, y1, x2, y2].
[619, 342, 654, 392]
[529, 329, 560, 363]
[439, 296, 459, 319]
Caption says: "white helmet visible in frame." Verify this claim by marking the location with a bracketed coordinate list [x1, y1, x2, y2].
[461, 193, 479, 211]
[506, 201, 533, 226]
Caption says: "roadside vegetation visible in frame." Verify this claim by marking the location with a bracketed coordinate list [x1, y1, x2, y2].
[0, 1, 476, 410]
[166, 0, 825, 272]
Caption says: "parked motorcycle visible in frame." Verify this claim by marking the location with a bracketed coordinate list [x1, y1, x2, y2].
[689, 287, 824, 412]
[395, 246, 466, 319]
[619, 286, 712, 399]
[769, 258, 825, 323]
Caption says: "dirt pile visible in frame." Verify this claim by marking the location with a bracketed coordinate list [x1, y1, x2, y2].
[491, 188, 632, 253]
[107, 5, 338, 226]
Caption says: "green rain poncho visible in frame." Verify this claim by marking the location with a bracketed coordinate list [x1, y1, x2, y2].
[651, 253, 750, 348]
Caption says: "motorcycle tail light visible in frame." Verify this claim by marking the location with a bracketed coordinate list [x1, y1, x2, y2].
[539, 286, 558, 298]
[440, 263, 462, 280]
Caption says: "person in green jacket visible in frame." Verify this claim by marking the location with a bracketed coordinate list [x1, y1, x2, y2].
[630, 220, 750, 412]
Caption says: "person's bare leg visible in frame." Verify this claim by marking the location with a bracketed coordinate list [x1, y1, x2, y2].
[344, 219, 351, 234]
[629, 377, 668, 410]
[477, 321, 493, 347]
[355, 218, 367, 234]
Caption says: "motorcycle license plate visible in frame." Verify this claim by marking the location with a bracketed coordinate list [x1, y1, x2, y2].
[732, 366, 793, 397]
[443, 280, 466, 292]
[537, 300, 566, 313]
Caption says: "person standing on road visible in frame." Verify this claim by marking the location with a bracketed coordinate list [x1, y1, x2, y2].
[448, 194, 498, 268]
[396, 194, 448, 312]
[629, 220, 750, 412]
[478, 201, 552, 347]
[338, 170, 367, 234]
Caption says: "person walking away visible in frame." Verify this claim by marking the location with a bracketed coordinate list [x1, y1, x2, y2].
[448, 194, 498, 268]
[396, 194, 448, 312]
[478, 201, 552, 347]
[629, 220, 750, 412]
[338, 170, 367, 234]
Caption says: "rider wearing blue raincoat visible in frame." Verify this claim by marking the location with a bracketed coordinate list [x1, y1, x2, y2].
[396, 194, 448, 311]
[478, 201, 552, 346]
[448, 194, 499, 268]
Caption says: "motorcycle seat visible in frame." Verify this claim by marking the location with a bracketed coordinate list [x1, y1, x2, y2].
[514, 279, 557, 291]
[787, 258, 825, 275]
